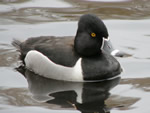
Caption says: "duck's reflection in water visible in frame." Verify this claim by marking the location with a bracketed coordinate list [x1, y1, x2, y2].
[17, 66, 120, 113]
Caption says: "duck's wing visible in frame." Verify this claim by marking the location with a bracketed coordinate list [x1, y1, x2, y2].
[12, 36, 80, 67]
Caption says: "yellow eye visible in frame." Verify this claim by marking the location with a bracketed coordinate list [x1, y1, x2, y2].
[91, 32, 96, 37]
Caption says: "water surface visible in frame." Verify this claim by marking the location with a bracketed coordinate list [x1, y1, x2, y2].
[0, 0, 150, 113]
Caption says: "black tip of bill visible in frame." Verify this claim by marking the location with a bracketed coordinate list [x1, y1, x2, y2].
[103, 38, 132, 57]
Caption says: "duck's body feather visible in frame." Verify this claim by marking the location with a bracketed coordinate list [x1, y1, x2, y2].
[25, 50, 83, 81]
[18, 36, 80, 67]
[81, 52, 121, 81]
[13, 36, 121, 82]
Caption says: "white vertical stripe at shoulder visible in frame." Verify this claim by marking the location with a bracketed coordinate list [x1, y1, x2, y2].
[25, 50, 83, 82]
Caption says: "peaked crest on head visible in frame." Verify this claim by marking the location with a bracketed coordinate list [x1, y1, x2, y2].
[77, 14, 109, 38]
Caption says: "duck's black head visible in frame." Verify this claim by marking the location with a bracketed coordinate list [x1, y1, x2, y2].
[74, 14, 109, 57]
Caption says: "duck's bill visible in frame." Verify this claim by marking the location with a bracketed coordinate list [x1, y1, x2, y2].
[103, 37, 132, 57]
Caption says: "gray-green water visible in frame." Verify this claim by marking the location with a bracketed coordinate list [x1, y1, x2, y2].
[0, 0, 150, 113]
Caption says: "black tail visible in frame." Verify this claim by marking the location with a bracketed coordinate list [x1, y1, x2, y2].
[12, 39, 25, 62]
[11, 39, 22, 51]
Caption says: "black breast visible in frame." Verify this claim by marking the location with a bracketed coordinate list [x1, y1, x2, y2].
[81, 51, 122, 81]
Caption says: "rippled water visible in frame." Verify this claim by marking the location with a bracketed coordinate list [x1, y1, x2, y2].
[0, 0, 150, 113]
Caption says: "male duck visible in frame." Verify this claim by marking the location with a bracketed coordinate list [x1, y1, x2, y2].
[12, 14, 122, 82]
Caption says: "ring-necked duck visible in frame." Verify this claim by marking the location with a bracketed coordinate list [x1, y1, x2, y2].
[12, 14, 122, 82]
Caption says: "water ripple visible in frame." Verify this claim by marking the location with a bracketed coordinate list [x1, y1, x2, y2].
[0, 0, 150, 24]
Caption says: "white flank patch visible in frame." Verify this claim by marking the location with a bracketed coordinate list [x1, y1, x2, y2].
[75, 87, 83, 104]
[111, 49, 120, 56]
[25, 50, 83, 82]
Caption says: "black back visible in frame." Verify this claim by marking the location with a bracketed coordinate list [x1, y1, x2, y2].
[19, 36, 80, 67]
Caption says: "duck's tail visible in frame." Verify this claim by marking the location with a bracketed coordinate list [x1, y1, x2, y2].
[12, 39, 26, 64]
[11, 39, 22, 51]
